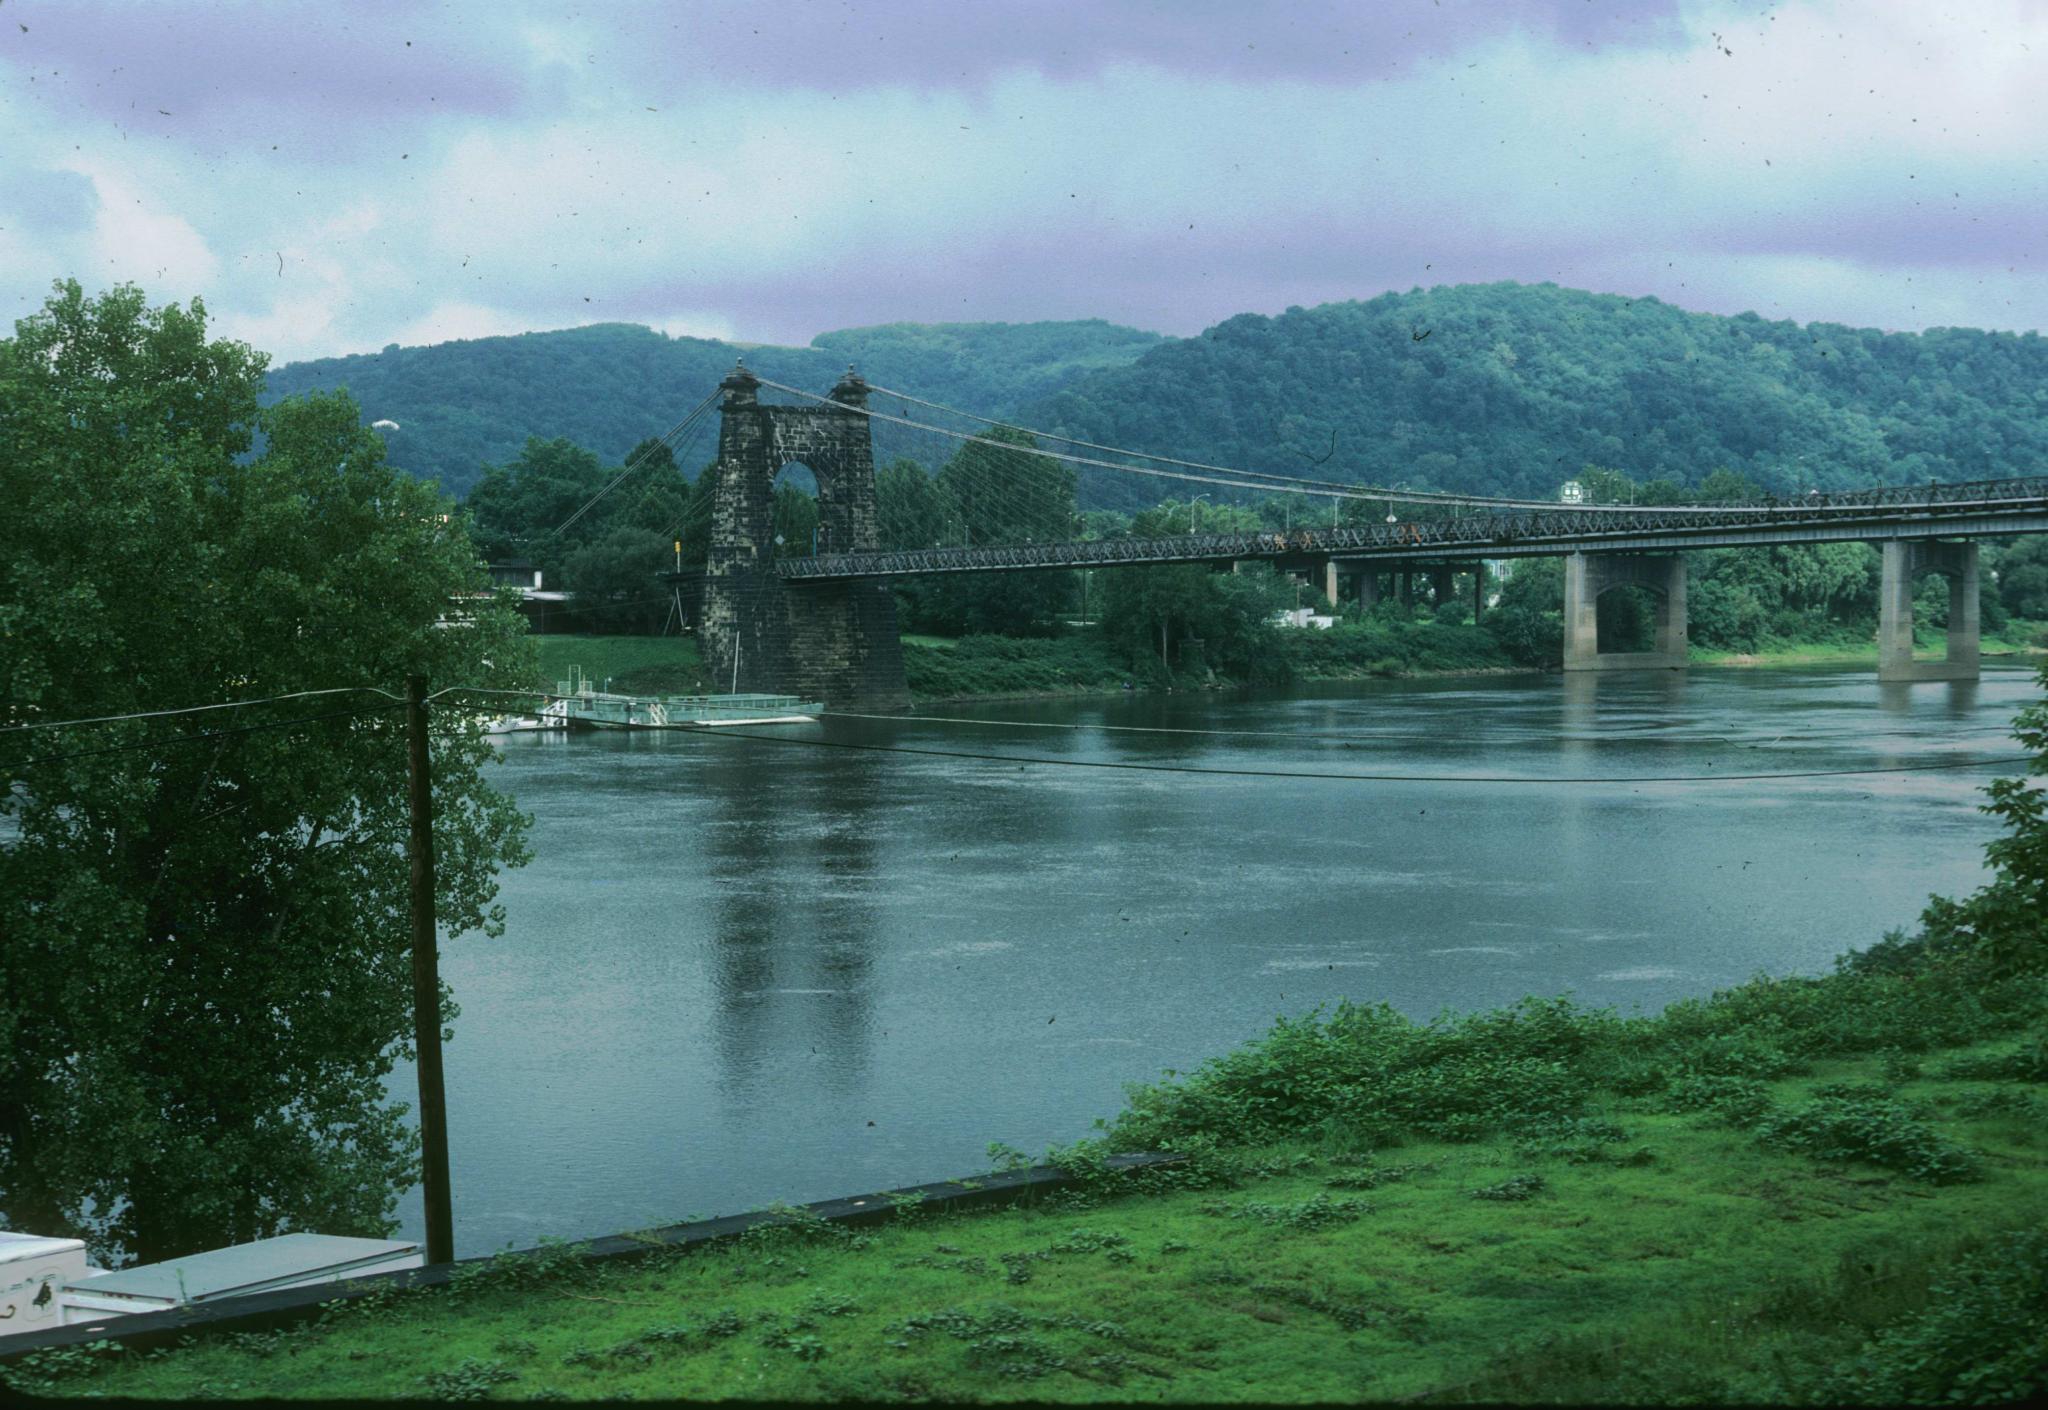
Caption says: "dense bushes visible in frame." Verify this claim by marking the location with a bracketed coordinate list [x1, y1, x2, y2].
[1812, 1231, 2048, 1405]
[1754, 1097, 1982, 1184]
[1277, 615, 1512, 677]
[901, 634, 1130, 700]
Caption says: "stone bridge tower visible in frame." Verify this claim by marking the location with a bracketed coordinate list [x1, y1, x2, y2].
[697, 363, 909, 709]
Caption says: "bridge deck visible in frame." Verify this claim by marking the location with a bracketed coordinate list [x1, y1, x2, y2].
[773, 476, 2048, 581]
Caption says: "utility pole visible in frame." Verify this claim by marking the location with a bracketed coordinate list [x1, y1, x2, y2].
[406, 674, 455, 1266]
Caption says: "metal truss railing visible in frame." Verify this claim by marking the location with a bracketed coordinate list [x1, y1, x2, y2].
[773, 475, 2048, 581]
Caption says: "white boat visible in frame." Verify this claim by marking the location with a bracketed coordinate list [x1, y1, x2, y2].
[481, 697, 569, 734]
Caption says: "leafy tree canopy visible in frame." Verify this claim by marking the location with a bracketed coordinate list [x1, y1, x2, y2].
[1, 282, 534, 1263]
[1033, 283, 2048, 510]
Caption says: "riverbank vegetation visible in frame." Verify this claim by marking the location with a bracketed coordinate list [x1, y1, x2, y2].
[22, 666, 2047, 1403]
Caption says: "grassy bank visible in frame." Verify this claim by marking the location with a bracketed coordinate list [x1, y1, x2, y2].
[527, 619, 2045, 708]
[531, 635, 707, 695]
[903, 630, 1133, 701]
[18, 938, 2046, 1402]
[1689, 619, 2048, 669]
[1276, 618, 1515, 680]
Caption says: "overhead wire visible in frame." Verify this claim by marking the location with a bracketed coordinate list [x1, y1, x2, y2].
[862, 379, 1595, 510]
[755, 375, 1732, 514]
[4, 703, 407, 771]
[1, 686, 403, 736]
[540, 389, 720, 544]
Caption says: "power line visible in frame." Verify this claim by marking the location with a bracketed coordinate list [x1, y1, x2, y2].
[861, 379, 1631, 511]
[0, 686, 403, 736]
[757, 376, 1727, 514]
[540, 390, 720, 543]
[4, 704, 407, 771]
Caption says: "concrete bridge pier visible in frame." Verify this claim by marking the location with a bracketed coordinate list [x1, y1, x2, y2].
[1431, 566, 1454, 607]
[1877, 540, 1979, 682]
[1563, 552, 1688, 672]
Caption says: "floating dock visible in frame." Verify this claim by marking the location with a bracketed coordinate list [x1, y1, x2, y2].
[483, 668, 821, 733]
[558, 689, 820, 730]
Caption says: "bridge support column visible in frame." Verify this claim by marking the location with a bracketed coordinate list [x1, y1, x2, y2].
[1878, 540, 1979, 682]
[1473, 567, 1484, 622]
[1430, 566, 1453, 607]
[1357, 568, 1379, 609]
[1562, 552, 1688, 672]
[1400, 572, 1413, 607]
[1323, 558, 1340, 607]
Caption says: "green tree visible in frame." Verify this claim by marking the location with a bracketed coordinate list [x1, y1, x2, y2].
[562, 527, 673, 632]
[875, 457, 950, 550]
[464, 436, 611, 586]
[1997, 537, 2048, 620]
[1096, 562, 1293, 682]
[0, 282, 534, 1263]
[772, 481, 820, 558]
[1484, 557, 1565, 666]
[915, 427, 1077, 635]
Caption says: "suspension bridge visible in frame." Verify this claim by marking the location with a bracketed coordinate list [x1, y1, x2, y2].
[632, 361, 2048, 707]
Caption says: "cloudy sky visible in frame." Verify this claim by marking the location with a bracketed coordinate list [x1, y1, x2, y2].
[2, 0, 2043, 364]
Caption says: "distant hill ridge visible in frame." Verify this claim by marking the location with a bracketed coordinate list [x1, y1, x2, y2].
[1031, 283, 2048, 507]
[266, 283, 2048, 505]
[263, 319, 1164, 498]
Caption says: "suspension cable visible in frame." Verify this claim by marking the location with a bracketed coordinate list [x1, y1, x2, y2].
[754, 376, 1727, 514]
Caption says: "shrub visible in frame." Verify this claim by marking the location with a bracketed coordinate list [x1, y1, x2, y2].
[1754, 1097, 1981, 1184]
[1215, 1194, 1369, 1230]
[419, 1358, 519, 1400]
[1811, 1231, 2048, 1405]
[1662, 1074, 1774, 1124]
[1469, 1173, 1547, 1202]
[1938, 1031, 2048, 1081]
[1110, 997, 1613, 1150]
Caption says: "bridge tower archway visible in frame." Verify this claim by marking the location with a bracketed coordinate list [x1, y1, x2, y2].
[697, 364, 908, 708]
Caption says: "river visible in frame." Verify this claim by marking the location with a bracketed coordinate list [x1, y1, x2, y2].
[392, 662, 2035, 1256]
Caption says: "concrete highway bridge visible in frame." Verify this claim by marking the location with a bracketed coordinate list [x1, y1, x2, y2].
[676, 364, 2048, 707]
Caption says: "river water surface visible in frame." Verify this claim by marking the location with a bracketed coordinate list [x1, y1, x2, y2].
[392, 663, 2035, 1255]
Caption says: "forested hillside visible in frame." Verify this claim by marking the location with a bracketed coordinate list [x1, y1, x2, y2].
[263, 320, 1160, 497]
[267, 283, 2048, 511]
[1028, 282, 2048, 509]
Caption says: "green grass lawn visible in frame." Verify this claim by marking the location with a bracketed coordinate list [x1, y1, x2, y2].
[1690, 620, 2047, 667]
[20, 983, 2046, 1402]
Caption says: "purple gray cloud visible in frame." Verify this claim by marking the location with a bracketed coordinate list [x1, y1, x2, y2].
[2, 0, 2042, 366]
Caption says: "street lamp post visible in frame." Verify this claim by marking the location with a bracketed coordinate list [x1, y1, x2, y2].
[1189, 493, 1210, 534]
